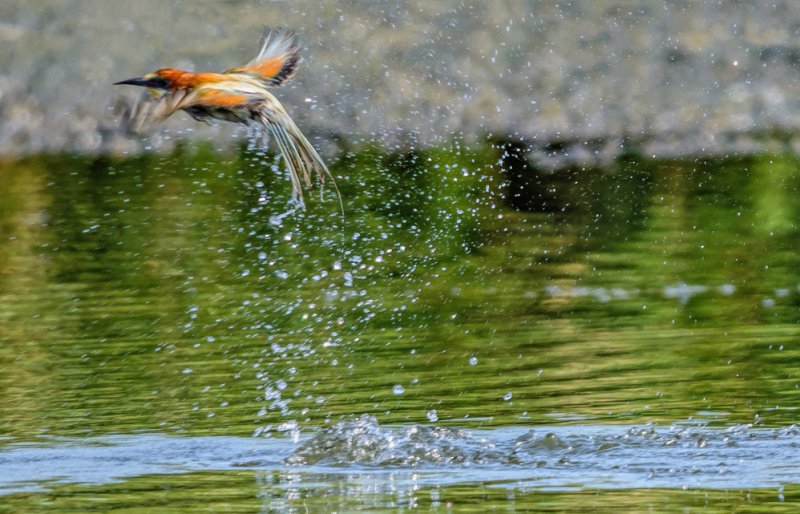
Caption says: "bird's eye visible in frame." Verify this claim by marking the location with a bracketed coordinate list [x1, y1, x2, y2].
[149, 76, 171, 89]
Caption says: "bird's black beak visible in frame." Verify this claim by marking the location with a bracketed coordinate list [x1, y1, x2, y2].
[114, 76, 169, 89]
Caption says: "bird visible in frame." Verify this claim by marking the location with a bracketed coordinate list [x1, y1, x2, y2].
[115, 27, 338, 207]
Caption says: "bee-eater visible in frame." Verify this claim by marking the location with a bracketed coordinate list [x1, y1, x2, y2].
[115, 27, 337, 205]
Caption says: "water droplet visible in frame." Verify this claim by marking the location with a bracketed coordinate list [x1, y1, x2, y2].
[469, 356, 478, 365]
[427, 409, 438, 422]
[392, 384, 405, 395]
[503, 392, 512, 401]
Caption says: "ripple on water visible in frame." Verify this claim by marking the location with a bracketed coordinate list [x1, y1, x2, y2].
[1, 419, 800, 495]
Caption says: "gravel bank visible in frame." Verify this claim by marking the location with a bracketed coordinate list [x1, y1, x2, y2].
[2, 1, 800, 165]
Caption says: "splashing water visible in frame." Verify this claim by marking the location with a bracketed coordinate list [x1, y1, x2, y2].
[3, 417, 800, 495]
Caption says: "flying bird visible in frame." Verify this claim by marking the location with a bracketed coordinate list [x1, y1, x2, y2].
[115, 27, 338, 206]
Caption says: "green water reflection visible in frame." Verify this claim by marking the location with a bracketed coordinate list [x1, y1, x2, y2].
[3, 470, 798, 512]
[1, 144, 800, 443]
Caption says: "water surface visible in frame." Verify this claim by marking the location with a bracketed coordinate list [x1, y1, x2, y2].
[2, 146, 800, 509]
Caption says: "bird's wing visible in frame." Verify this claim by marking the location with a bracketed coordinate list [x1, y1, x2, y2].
[224, 27, 300, 87]
[142, 88, 202, 120]
[117, 88, 200, 132]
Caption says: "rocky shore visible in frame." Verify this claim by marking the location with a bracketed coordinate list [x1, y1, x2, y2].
[3, 1, 800, 166]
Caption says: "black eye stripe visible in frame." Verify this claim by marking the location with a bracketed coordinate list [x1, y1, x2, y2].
[150, 77, 170, 89]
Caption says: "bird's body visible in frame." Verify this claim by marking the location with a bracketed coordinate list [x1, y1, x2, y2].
[116, 28, 336, 204]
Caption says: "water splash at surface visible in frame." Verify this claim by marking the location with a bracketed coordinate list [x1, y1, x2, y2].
[3, 418, 800, 495]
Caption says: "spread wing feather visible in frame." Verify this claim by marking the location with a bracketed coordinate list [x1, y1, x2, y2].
[224, 27, 300, 86]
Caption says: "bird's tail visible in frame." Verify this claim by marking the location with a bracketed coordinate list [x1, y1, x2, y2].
[255, 100, 342, 215]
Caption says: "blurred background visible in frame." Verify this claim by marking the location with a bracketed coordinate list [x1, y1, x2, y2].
[3, 0, 800, 161]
